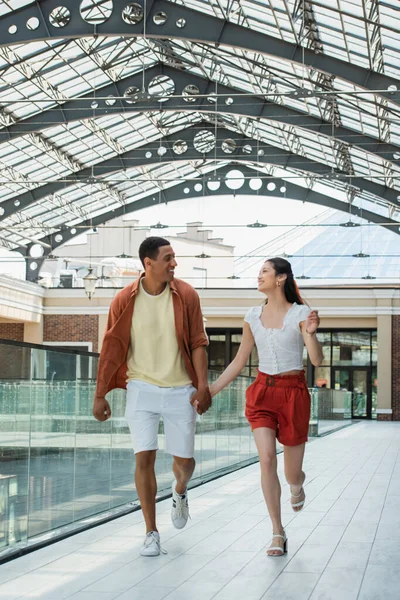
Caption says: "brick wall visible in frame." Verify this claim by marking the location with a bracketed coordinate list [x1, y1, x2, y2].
[0, 323, 24, 341]
[43, 315, 99, 352]
[392, 315, 400, 421]
[0, 323, 29, 379]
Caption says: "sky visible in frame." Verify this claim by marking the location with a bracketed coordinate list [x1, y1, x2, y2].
[121, 193, 328, 259]
[0, 193, 334, 281]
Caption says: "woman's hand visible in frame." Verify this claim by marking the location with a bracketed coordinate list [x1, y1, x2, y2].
[305, 310, 320, 335]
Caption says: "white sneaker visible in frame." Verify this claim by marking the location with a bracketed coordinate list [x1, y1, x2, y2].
[171, 482, 190, 529]
[140, 531, 167, 557]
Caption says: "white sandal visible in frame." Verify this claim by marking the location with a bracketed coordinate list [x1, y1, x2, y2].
[290, 474, 306, 512]
[290, 486, 306, 511]
[267, 532, 288, 557]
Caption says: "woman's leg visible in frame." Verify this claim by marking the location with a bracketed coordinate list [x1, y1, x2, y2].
[253, 427, 285, 555]
[283, 443, 306, 512]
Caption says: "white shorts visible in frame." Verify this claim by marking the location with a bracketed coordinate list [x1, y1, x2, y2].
[125, 380, 197, 458]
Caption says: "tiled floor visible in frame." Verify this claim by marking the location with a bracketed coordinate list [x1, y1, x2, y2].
[1, 420, 399, 600]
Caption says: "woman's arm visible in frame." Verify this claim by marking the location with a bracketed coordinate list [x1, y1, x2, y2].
[301, 310, 323, 367]
[210, 322, 255, 397]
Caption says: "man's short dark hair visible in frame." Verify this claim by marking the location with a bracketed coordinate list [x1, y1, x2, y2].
[139, 236, 171, 268]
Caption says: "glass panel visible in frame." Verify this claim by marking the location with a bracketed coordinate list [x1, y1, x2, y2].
[332, 332, 371, 366]
[318, 332, 332, 366]
[314, 366, 331, 389]
[371, 332, 377, 365]
[352, 370, 368, 418]
[372, 367, 377, 420]
[208, 334, 226, 372]
[334, 369, 350, 391]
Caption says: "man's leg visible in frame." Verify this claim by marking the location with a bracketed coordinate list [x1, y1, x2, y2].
[135, 450, 158, 532]
[173, 456, 196, 495]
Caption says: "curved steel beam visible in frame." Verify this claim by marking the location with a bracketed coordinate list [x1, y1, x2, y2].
[1, 125, 398, 227]
[2, 64, 398, 169]
[21, 163, 400, 281]
[0, 0, 399, 104]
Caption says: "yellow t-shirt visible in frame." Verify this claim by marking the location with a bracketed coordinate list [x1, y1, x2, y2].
[126, 280, 192, 387]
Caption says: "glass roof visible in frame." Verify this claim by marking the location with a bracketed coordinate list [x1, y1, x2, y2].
[0, 0, 399, 257]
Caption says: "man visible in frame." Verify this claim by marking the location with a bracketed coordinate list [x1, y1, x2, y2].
[93, 237, 211, 557]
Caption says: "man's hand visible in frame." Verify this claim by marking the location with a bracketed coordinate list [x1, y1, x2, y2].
[93, 396, 111, 421]
[190, 387, 212, 415]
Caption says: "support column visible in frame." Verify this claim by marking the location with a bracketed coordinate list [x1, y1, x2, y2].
[376, 314, 392, 420]
[24, 320, 44, 345]
[392, 315, 400, 421]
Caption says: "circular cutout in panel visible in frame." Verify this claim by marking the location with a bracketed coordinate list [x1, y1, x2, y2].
[157, 146, 167, 156]
[267, 182, 276, 191]
[194, 183, 202, 192]
[124, 85, 140, 103]
[122, 3, 143, 25]
[280, 186, 286, 193]
[388, 84, 397, 92]
[225, 97, 233, 105]
[193, 130, 216, 154]
[176, 18, 186, 28]
[207, 93, 217, 103]
[249, 178, 262, 191]
[27, 17, 40, 30]
[394, 152, 400, 160]
[221, 138, 236, 154]
[80, 0, 113, 25]
[242, 144, 252, 154]
[8, 25, 17, 34]
[225, 169, 245, 190]
[145, 151, 152, 159]
[173, 140, 188, 155]
[148, 75, 175, 102]
[207, 180, 220, 191]
[30, 244, 45, 258]
[30, 262, 38, 271]
[55, 234, 63, 243]
[183, 84, 200, 103]
[71, 228, 77, 234]
[105, 96, 116, 106]
[153, 11, 168, 25]
[0, 207, 4, 216]
[91, 101, 98, 109]
[49, 6, 71, 28]
[184, 187, 190, 194]
[14, 199, 20, 206]
[258, 149, 265, 156]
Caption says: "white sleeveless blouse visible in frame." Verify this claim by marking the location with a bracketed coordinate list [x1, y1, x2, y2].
[244, 303, 311, 375]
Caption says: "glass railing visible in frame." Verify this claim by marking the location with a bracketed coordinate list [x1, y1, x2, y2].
[0, 342, 259, 560]
[0, 341, 352, 561]
[309, 387, 352, 436]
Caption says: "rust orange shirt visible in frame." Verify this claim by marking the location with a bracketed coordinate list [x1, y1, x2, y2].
[95, 275, 208, 398]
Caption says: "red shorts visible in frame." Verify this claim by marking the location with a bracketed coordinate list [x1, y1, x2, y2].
[245, 371, 311, 446]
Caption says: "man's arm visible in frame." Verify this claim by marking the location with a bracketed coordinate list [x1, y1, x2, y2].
[92, 294, 122, 421]
[191, 346, 211, 415]
[186, 288, 211, 414]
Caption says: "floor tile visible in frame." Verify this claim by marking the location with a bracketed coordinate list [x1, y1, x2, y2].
[358, 565, 400, 600]
[309, 567, 364, 600]
[261, 572, 320, 600]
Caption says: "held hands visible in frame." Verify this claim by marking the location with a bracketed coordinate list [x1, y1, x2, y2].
[305, 310, 320, 335]
[93, 396, 111, 421]
[190, 387, 212, 415]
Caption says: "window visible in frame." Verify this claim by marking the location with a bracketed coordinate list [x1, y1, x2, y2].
[332, 332, 371, 366]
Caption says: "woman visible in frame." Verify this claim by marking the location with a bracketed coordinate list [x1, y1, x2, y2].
[209, 257, 323, 557]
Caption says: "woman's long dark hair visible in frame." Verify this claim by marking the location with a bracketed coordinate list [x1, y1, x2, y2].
[265, 257, 304, 305]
